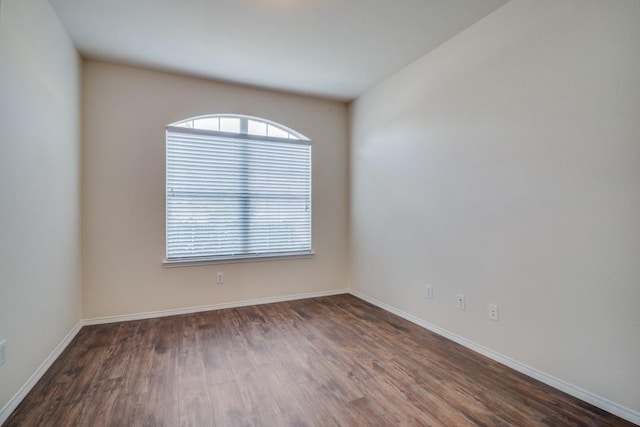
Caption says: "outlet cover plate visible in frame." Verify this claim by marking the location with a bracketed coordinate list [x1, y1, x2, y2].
[0, 339, 6, 367]
[425, 285, 433, 300]
[489, 304, 499, 321]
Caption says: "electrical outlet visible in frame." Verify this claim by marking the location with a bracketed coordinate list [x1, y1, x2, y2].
[425, 285, 433, 300]
[216, 272, 224, 284]
[456, 294, 465, 310]
[489, 304, 499, 321]
[0, 339, 6, 367]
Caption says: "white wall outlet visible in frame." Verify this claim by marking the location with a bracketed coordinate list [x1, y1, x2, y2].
[425, 284, 433, 300]
[0, 339, 6, 367]
[216, 272, 224, 284]
[489, 304, 499, 321]
[456, 294, 465, 310]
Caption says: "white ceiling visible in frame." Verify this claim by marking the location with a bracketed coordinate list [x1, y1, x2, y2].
[49, 0, 508, 101]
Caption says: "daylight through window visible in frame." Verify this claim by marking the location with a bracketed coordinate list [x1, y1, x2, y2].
[166, 115, 312, 262]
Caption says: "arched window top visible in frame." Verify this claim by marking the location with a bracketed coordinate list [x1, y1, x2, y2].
[169, 114, 309, 141]
[165, 113, 312, 263]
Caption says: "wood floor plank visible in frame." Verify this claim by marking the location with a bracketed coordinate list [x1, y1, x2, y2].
[3, 294, 634, 427]
[178, 314, 215, 427]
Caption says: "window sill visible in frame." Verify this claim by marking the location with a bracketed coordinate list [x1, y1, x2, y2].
[162, 251, 315, 268]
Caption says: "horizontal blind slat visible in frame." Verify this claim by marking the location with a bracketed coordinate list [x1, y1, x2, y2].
[167, 126, 311, 260]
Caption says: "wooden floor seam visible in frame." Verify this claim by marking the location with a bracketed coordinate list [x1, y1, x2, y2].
[3, 294, 633, 426]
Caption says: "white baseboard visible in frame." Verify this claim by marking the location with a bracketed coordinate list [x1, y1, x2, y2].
[83, 288, 350, 325]
[0, 288, 348, 424]
[0, 321, 83, 425]
[349, 289, 640, 426]
[3, 289, 637, 426]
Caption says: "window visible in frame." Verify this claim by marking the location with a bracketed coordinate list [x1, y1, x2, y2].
[165, 114, 312, 264]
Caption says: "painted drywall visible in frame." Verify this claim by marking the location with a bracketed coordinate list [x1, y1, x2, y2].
[350, 0, 640, 413]
[0, 0, 82, 414]
[82, 61, 349, 318]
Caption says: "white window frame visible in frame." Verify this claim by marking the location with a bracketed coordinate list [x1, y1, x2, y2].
[163, 114, 313, 267]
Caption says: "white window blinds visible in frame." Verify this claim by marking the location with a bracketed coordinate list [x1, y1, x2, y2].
[166, 122, 312, 261]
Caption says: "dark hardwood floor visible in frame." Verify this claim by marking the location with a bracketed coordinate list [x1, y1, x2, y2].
[3, 294, 633, 426]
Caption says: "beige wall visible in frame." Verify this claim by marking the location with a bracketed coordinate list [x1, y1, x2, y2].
[350, 0, 640, 413]
[0, 0, 82, 414]
[2, 0, 637, 420]
[82, 61, 349, 318]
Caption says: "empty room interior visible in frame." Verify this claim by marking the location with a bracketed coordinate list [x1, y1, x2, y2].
[1, 0, 639, 425]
